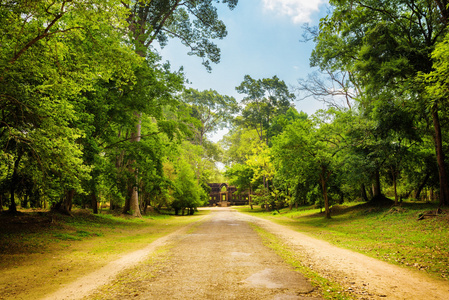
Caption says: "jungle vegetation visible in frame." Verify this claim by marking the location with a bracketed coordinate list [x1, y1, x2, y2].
[2, 0, 449, 221]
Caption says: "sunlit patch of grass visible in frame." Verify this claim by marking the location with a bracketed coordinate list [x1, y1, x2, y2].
[236, 203, 449, 280]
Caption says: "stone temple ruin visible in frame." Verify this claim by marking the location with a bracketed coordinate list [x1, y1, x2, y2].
[207, 183, 250, 207]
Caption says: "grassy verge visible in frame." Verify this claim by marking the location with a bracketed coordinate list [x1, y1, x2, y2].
[235, 202, 449, 281]
[250, 223, 353, 300]
[0, 209, 208, 300]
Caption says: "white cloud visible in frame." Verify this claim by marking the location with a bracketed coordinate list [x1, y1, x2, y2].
[262, 0, 326, 23]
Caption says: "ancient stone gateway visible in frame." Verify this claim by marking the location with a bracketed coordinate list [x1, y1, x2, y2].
[207, 183, 250, 207]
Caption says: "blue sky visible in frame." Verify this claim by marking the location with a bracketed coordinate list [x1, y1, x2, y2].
[159, 0, 330, 141]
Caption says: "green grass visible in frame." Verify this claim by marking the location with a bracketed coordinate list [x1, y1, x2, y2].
[235, 202, 449, 280]
[53, 230, 103, 241]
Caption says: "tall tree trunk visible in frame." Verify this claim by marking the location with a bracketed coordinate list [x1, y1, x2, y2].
[22, 192, 28, 208]
[54, 190, 74, 215]
[91, 193, 98, 214]
[249, 184, 253, 209]
[361, 184, 369, 202]
[392, 169, 398, 206]
[373, 169, 381, 197]
[9, 149, 23, 213]
[320, 177, 331, 219]
[320, 166, 331, 219]
[122, 183, 132, 214]
[129, 113, 142, 217]
[129, 177, 141, 217]
[143, 196, 148, 214]
[127, 4, 151, 216]
[265, 176, 270, 211]
[122, 115, 142, 217]
[9, 186, 17, 212]
[431, 107, 449, 206]
[66, 190, 74, 213]
[415, 173, 430, 200]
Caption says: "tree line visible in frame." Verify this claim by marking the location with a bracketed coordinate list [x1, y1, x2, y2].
[2, 1, 449, 220]
[224, 0, 449, 218]
[0, 0, 238, 216]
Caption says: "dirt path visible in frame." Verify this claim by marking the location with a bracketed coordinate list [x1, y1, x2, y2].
[40, 217, 204, 300]
[240, 212, 449, 300]
[85, 208, 320, 300]
[41, 208, 449, 300]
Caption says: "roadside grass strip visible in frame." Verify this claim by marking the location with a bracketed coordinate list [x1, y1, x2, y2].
[250, 223, 354, 300]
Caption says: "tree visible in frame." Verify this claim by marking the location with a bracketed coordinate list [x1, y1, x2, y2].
[269, 107, 308, 138]
[312, 0, 449, 205]
[272, 109, 350, 218]
[0, 0, 139, 213]
[296, 70, 359, 110]
[116, 58, 184, 216]
[182, 88, 238, 145]
[236, 75, 295, 145]
[425, 30, 449, 102]
[171, 149, 206, 216]
[121, 0, 239, 216]
[225, 163, 254, 208]
[221, 127, 260, 166]
[123, 0, 238, 68]
[245, 142, 276, 210]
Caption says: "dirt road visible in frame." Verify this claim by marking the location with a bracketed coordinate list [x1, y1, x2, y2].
[41, 208, 449, 300]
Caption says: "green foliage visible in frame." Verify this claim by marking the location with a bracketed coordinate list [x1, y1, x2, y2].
[0, 0, 241, 214]
[171, 158, 204, 215]
[0, 0, 141, 210]
[221, 128, 260, 165]
[299, 0, 449, 208]
[236, 75, 295, 145]
[269, 107, 307, 138]
[225, 163, 254, 193]
[271, 109, 356, 217]
[423, 30, 449, 105]
[182, 88, 238, 145]
[127, 0, 238, 69]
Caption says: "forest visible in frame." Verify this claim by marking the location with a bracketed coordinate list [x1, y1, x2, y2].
[2, 0, 449, 221]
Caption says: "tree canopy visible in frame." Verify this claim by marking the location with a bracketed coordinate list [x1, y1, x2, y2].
[0, 0, 238, 216]
[3, 0, 449, 222]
